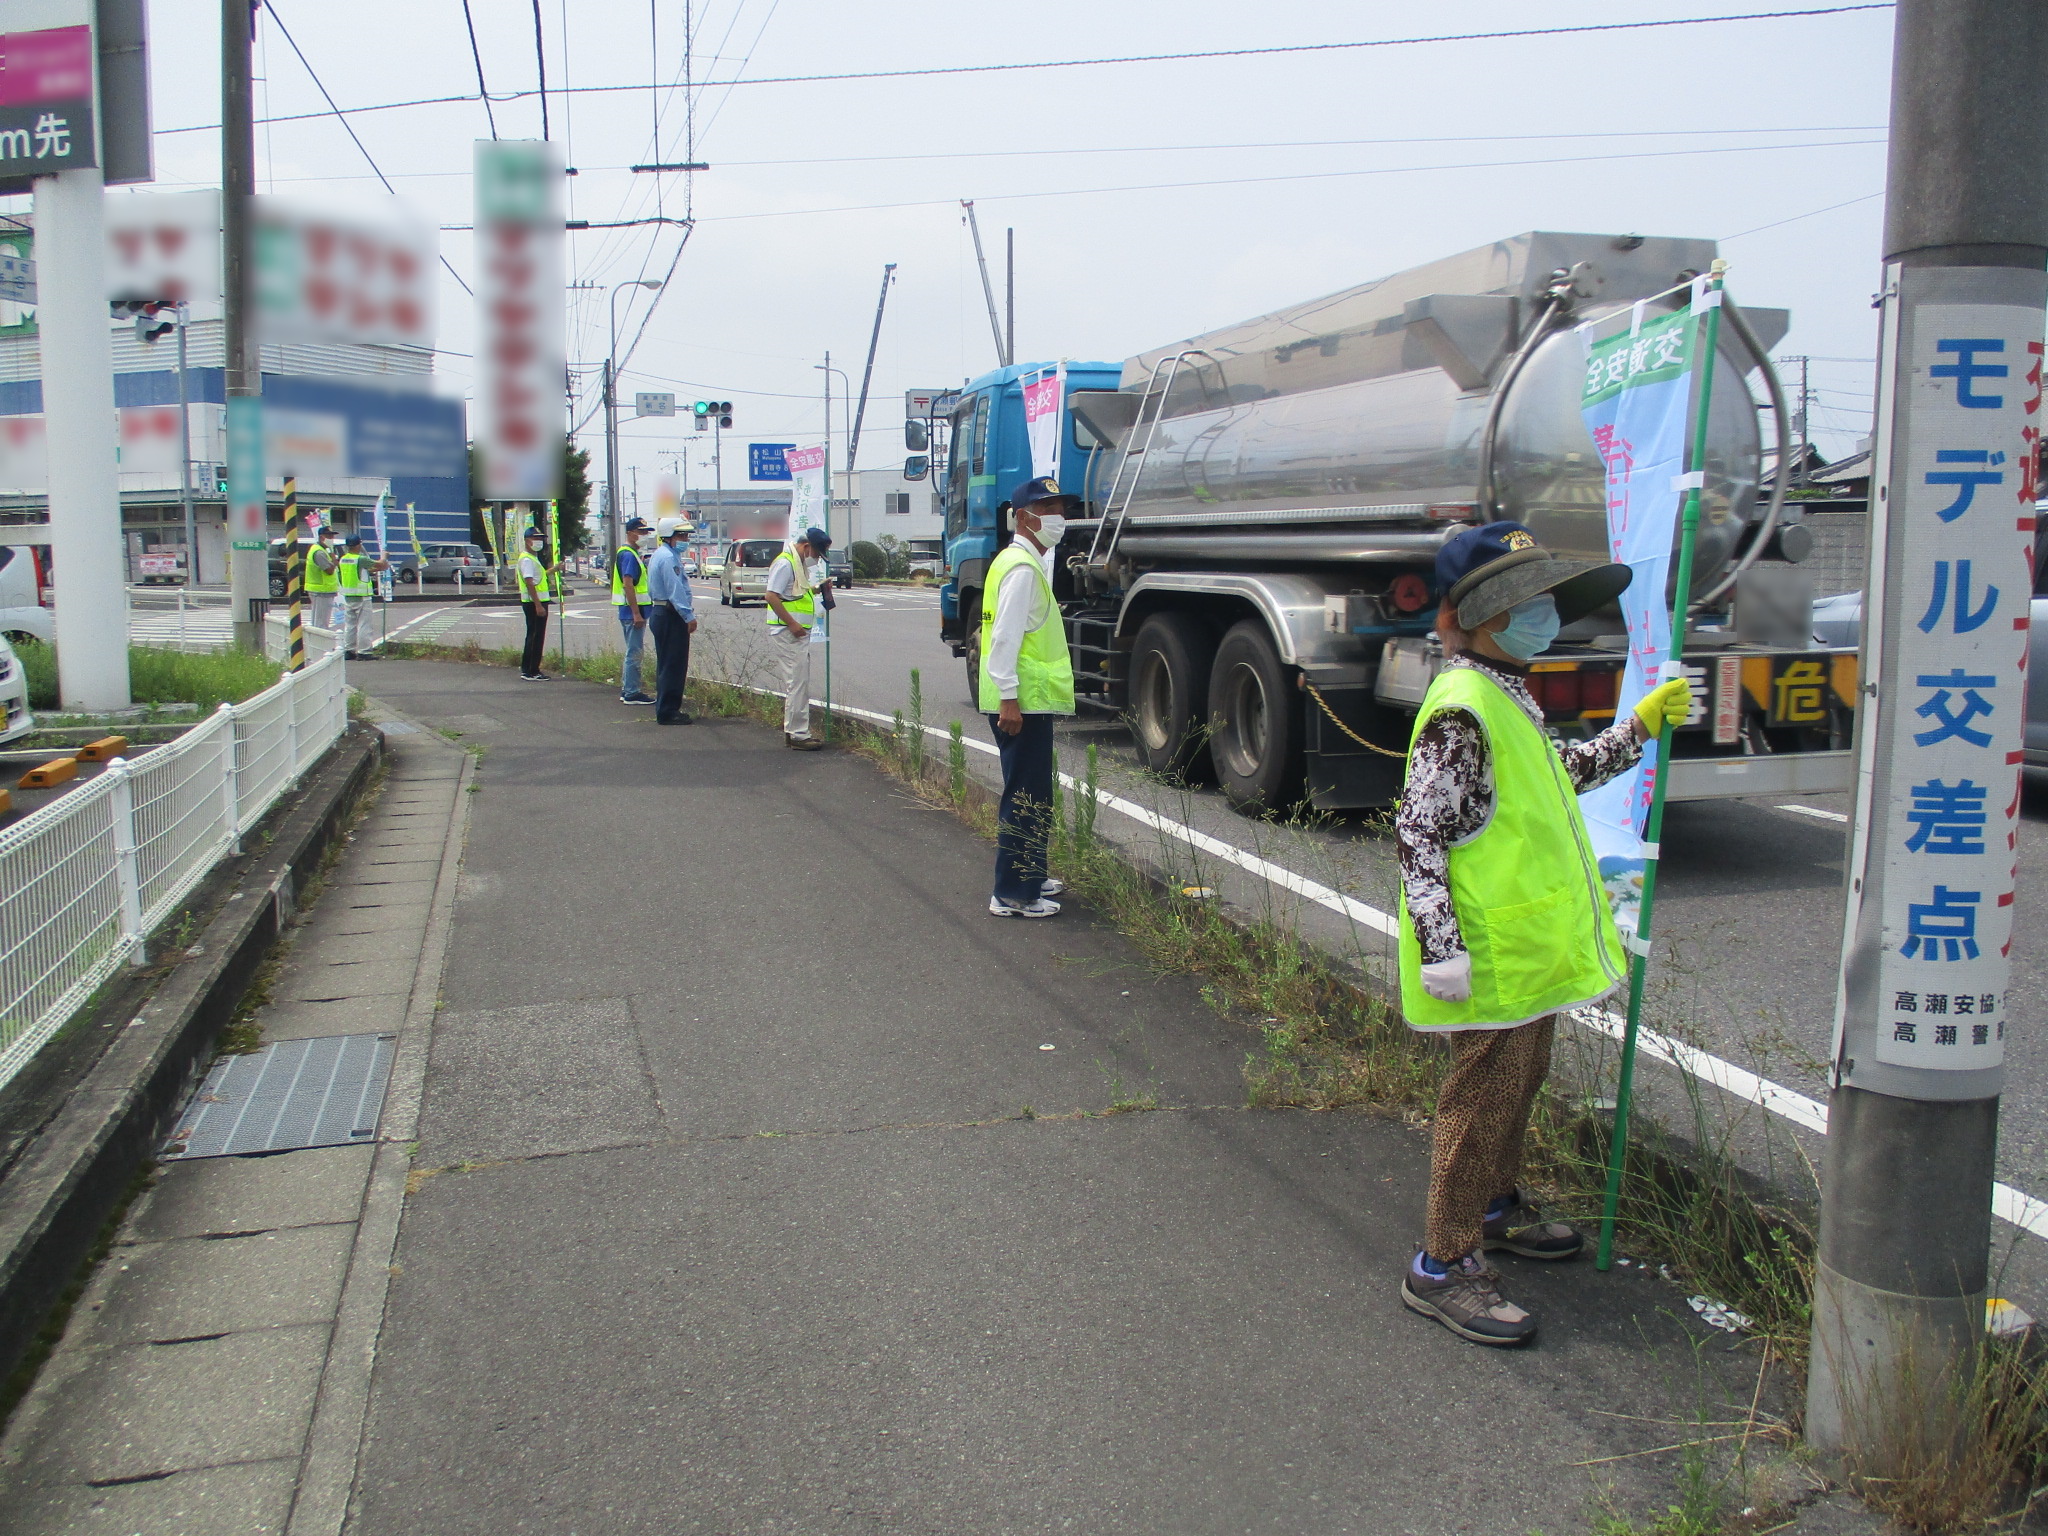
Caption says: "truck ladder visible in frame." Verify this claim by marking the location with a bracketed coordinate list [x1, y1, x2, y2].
[1081, 348, 1214, 578]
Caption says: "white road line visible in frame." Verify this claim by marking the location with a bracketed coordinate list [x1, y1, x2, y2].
[810, 690, 2048, 1244]
[373, 606, 456, 647]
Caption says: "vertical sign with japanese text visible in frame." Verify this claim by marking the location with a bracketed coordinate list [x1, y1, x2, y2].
[783, 443, 826, 536]
[226, 396, 265, 551]
[1574, 301, 1701, 934]
[0, 24, 95, 192]
[1835, 265, 2047, 1097]
[476, 140, 564, 501]
[1023, 363, 1064, 482]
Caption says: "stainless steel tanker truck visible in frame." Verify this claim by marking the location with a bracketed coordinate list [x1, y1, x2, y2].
[931, 231, 1848, 814]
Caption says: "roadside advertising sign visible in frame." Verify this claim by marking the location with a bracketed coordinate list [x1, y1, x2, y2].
[1573, 297, 1703, 935]
[475, 139, 565, 501]
[105, 191, 220, 306]
[226, 395, 265, 551]
[1022, 363, 1064, 481]
[255, 197, 435, 349]
[1832, 266, 2048, 1099]
[0, 24, 96, 192]
[749, 442, 794, 482]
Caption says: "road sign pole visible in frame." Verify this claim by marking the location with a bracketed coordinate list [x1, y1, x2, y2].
[1807, 0, 2048, 1467]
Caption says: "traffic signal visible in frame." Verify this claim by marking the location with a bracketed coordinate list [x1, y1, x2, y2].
[693, 400, 711, 432]
[716, 401, 733, 428]
[111, 298, 175, 343]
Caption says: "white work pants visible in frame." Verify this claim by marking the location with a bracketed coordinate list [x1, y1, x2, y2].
[340, 596, 373, 655]
[310, 592, 337, 632]
[775, 624, 813, 738]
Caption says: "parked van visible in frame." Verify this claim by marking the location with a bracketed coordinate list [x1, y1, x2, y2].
[0, 544, 52, 645]
[0, 632, 33, 745]
[718, 538, 783, 607]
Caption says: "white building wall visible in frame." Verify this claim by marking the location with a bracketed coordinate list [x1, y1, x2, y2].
[853, 464, 943, 546]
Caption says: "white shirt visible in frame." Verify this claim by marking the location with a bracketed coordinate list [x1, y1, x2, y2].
[983, 541, 1055, 704]
[516, 551, 548, 597]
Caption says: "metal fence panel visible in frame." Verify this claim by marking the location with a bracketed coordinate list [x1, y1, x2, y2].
[0, 648, 351, 1091]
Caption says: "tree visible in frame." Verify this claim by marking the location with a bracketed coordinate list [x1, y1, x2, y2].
[466, 437, 594, 561]
[850, 539, 887, 580]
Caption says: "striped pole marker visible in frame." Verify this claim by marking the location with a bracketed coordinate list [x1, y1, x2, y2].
[283, 477, 306, 673]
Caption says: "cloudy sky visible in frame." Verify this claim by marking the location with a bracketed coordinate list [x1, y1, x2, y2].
[108, 0, 1895, 495]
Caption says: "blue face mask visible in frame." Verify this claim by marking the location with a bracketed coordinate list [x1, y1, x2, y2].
[1494, 594, 1560, 662]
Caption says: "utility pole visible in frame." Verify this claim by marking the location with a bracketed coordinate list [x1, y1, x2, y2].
[1807, 0, 2048, 1469]
[176, 302, 194, 580]
[602, 357, 618, 547]
[847, 262, 896, 477]
[223, 0, 265, 651]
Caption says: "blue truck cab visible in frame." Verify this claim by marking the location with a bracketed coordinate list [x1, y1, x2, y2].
[937, 360, 1121, 693]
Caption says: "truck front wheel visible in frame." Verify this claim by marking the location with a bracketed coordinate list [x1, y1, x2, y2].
[962, 589, 983, 707]
[1208, 620, 1304, 813]
[1129, 612, 1215, 781]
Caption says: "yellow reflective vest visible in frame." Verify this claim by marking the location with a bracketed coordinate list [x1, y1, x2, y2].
[976, 540, 1074, 715]
[305, 543, 339, 594]
[337, 552, 373, 597]
[1395, 665, 1626, 1028]
[765, 548, 816, 627]
[612, 545, 650, 606]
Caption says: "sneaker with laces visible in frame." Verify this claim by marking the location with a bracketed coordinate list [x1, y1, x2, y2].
[988, 895, 1061, 919]
[1482, 1190, 1584, 1260]
[1401, 1249, 1537, 1346]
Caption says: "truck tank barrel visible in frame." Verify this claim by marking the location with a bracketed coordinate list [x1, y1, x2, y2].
[1104, 232, 1788, 604]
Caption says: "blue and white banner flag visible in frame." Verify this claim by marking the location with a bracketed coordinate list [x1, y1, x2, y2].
[1574, 299, 1701, 934]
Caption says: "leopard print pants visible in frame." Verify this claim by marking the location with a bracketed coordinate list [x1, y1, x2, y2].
[1424, 1015, 1555, 1263]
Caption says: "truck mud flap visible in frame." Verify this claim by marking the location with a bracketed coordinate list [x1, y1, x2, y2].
[1302, 683, 1406, 811]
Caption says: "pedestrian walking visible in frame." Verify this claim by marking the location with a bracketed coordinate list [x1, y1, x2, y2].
[515, 524, 558, 680]
[978, 477, 1076, 918]
[336, 533, 387, 660]
[764, 526, 831, 750]
[306, 524, 340, 633]
[646, 516, 699, 724]
[1394, 521, 1692, 1347]
[613, 515, 656, 704]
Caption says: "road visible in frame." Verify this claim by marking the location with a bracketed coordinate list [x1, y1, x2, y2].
[406, 581, 2048, 1237]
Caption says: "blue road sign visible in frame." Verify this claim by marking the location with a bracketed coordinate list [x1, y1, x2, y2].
[749, 442, 795, 482]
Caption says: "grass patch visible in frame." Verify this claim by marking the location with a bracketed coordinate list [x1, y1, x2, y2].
[17, 640, 282, 711]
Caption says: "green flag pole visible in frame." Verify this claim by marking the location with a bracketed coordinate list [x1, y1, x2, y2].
[1595, 258, 1729, 1272]
[548, 497, 565, 670]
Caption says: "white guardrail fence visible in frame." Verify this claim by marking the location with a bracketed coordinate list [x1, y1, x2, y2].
[0, 648, 350, 1091]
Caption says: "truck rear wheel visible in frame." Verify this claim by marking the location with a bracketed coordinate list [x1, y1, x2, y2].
[961, 589, 984, 707]
[1129, 612, 1215, 780]
[1208, 620, 1304, 813]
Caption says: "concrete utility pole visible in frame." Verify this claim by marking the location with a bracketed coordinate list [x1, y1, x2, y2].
[38, 164, 129, 709]
[1808, 0, 2048, 1467]
[223, 0, 266, 651]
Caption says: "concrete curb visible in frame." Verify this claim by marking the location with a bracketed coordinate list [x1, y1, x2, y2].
[286, 726, 474, 1536]
[0, 724, 385, 1390]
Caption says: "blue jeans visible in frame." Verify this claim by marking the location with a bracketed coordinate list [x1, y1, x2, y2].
[989, 713, 1055, 904]
[617, 606, 647, 696]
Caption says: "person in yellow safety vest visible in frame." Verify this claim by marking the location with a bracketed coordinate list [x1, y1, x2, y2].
[978, 477, 1078, 918]
[1393, 521, 1692, 1347]
[611, 516, 657, 704]
[515, 525, 560, 679]
[335, 533, 388, 661]
[305, 525, 340, 633]
[764, 525, 832, 749]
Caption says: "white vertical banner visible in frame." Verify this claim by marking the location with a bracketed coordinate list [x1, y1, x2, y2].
[781, 443, 829, 645]
[476, 140, 564, 501]
[1022, 361, 1064, 481]
[1833, 264, 2047, 1098]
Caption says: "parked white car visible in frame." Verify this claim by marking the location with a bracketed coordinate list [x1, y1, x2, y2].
[0, 632, 33, 745]
[0, 544, 53, 646]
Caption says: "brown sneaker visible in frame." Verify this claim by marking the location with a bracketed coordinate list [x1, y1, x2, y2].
[785, 735, 823, 751]
[1481, 1190, 1584, 1261]
[1401, 1249, 1537, 1346]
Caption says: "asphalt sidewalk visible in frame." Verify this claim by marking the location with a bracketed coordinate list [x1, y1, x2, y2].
[0, 658, 1882, 1534]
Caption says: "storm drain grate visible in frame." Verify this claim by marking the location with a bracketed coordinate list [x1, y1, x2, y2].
[164, 1033, 397, 1159]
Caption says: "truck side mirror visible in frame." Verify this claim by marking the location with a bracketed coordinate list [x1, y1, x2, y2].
[905, 420, 929, 452]
[903, 455, 929, 482]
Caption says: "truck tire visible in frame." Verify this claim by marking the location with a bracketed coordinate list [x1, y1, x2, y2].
[1208, 619, 1305, 813]
[962, 589, 984, 707]
[1129, 612, 1216, 780]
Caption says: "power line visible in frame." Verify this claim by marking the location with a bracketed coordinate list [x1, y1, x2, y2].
[1721, 190, 1883, 241]
[261, 0, 475, 296]
[152, 6, 1892, 136]
[459, 0, 497, 139]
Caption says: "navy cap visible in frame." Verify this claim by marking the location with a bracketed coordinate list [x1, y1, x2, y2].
[1435, 520, 1630, 629]
[1012, 475, 1078, 511]
[344, 532, 363, 547]
[624, 516, 651, 533]
[802, 526, 831, 551]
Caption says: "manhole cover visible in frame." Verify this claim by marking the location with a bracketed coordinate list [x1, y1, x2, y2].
[164, 1034, 397, 1159]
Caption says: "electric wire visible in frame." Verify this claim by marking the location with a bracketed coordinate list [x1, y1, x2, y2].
[261, 1, 475, 296]
[459, 0, 498, 139]
[151, 5, 1891, 136]
[1721, 190, 1884, 241]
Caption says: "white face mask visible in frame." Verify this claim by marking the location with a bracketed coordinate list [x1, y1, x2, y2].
[1032, 512, 1067, 547]
[637, 535, 657, 551]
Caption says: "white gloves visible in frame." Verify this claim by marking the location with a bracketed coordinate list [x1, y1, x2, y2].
[1420, 951, 1473, 1003]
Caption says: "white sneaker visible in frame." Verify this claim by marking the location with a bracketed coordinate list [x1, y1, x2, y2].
[1038, 878, 1066, 898]
[989, 895, 1061, 919]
